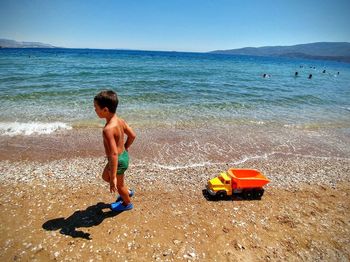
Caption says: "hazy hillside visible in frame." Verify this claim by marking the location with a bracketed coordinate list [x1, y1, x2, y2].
[210, 42, 350, 62]
[0, 39, 56, 48]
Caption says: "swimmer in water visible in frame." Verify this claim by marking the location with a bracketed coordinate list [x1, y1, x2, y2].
[322, 70, 326, 73]
[262, 73, 270, 78]
[308, 74, 312, 79]
[294, 72, 299, 77]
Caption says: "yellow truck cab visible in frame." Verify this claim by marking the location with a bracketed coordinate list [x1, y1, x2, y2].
[206, 172, 232, 198]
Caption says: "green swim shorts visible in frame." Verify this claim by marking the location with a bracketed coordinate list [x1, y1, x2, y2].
[117, 150, 129, 175]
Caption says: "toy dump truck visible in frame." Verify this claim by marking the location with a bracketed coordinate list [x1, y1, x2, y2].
[206, 168, 270, 200]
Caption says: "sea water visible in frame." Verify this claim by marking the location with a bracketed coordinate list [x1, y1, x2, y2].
[0, 48, 350, 136]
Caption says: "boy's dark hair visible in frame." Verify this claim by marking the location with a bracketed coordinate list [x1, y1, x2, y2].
[94, 90, 118, 113]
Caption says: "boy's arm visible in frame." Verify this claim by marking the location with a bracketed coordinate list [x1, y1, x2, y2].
[124, 122, 136, 151]
[103, 128, 118, 193]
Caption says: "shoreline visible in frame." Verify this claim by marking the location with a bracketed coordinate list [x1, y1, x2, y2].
[0, 123, 349, 162]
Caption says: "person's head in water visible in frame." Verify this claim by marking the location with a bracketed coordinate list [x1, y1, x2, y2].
[322, 70, 326, 73]
[295, 72, 298, 77]
[263, 73, 266, 78]
[308, 74, 312, 79]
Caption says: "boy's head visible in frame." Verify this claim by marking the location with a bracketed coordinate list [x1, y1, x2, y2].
[94, 90, 119, 115]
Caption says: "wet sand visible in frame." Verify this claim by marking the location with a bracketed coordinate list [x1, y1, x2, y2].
[0, 125, 350, 261]
[1, 124, 349, 163]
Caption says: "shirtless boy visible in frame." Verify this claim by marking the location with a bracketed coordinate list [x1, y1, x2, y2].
[94, 90, 136, 211]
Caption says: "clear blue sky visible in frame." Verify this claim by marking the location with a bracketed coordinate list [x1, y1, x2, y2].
[1, 0, 349, 52]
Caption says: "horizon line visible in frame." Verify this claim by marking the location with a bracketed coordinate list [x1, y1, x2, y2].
[2, 38, 350, 53]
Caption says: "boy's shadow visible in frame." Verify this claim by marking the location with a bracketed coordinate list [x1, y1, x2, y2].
[42, 202, 120, 240]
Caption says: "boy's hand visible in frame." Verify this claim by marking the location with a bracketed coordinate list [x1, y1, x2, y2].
[109, 177, 117, 193]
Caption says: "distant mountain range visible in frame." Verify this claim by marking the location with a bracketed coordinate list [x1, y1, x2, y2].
[210, 42, 350, 63]
[0, 39, 56, 48]
[2, 39, 350, 63]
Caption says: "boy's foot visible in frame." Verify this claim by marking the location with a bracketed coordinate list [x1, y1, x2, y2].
[116, 189, 135, 202]
[110, 201, 133, 212]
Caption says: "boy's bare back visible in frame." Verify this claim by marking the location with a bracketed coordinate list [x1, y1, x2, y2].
[103, 116, 133, 156]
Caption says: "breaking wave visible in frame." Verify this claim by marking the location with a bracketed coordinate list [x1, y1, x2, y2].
[0, 122, 72, 136]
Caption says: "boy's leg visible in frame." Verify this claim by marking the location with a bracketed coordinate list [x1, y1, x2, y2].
[116, 174, 131, 205]
[102, 163, 110, 182]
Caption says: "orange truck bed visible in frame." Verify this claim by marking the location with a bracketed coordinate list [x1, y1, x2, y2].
[227, 168, 270, 189]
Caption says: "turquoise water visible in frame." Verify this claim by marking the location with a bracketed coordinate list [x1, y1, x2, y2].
[0, 48, 350, 135]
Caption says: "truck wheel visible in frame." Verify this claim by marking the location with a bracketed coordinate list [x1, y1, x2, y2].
[217, 191, 227, 200]
[243, 190, 253, 200]
[253, 189, 264, 199]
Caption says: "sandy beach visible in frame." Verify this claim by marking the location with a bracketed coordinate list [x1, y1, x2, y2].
[1, 126, 350, 261]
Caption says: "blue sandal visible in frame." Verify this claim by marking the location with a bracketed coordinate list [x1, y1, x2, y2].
[116, 189, 135, 202]
[110, 201, 134, 212]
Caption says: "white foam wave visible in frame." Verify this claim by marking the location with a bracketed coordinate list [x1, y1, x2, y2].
[0, 122, 72, 136]
[232, 153, 274, 165]
[249, 120, 265, 125]
[151, 153, 276, 170]
[139, 151, 350, 171]
[152, 162, 214, 170]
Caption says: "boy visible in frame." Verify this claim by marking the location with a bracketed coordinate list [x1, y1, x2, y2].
[94, 90, 136, 211]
